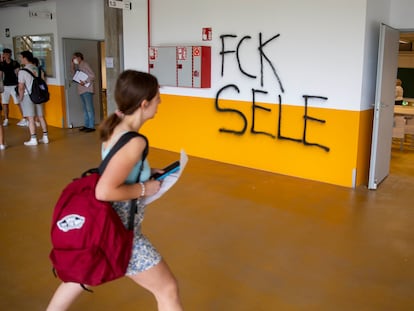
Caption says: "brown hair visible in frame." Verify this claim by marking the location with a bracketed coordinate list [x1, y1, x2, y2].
[99, 70, 159, 141]
[73, 52, 84, 60]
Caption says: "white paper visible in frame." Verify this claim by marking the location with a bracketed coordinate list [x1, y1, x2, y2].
[73, 70, 90, 87]
[143, 149, 188, 205]
[105, 57, 114, 68]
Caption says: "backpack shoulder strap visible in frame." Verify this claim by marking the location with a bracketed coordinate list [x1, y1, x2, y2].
[98, 131, 148, 175]
[20, 67, 36, 78]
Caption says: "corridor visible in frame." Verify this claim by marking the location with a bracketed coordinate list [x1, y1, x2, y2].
[0, 121, 413, 311]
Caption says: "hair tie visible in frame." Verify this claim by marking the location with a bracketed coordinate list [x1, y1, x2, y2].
[115, 109, 125, 119]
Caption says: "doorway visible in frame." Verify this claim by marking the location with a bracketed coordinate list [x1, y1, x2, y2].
[391, 32, 414, 159]
[62, 38, 103, 128]
[368, 28, 414, 189]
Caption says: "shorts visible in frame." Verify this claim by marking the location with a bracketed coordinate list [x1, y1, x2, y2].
[21, 94, 44, 117]
[112, 199, 162, 275]
[1, 85, 19, 104]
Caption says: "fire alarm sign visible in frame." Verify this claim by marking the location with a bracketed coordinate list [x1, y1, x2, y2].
[202, 27, 212, 41]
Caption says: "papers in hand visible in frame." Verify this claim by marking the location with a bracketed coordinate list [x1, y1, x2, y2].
[143, 149, 188, 205]
[73, 70, 90, 87]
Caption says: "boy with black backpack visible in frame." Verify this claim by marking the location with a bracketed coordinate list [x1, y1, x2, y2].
[17, 50, 49, 146]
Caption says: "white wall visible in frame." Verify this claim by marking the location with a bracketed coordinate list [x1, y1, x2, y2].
[360, 0, 391, 110]
[124, 0, 369, 111]
[0, 2, 58, 84]
[0, 0, 104, 85]
[390, 0, 414, 29]
[54, 0, 104, 85]
[123, 0, 148, 72]
[1, 0, 413, 107]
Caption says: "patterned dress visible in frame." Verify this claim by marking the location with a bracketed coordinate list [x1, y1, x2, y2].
[112, 200, 161, 275]
[102, 133, 162, 275]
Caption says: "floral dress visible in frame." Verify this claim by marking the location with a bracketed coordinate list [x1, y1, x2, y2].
[102, 134, 162, 275]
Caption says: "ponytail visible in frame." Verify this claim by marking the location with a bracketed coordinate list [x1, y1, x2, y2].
[98, 113, 121, 141]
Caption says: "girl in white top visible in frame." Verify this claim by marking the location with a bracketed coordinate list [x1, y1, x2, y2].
[395, 79, 404, 105]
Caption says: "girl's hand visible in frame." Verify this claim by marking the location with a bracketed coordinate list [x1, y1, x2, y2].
[150, 168, 164, 179]
[143, 179, 161, 196]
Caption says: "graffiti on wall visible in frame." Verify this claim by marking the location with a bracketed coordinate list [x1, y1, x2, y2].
[215, 32, 330, 152]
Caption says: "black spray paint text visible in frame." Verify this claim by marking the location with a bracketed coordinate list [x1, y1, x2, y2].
[216, 33, 330, 152]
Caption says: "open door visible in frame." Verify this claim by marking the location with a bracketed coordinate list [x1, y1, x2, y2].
[368, 24, 400, 189]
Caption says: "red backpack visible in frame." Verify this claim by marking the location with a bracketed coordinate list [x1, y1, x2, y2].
[49, 132, 148, 289]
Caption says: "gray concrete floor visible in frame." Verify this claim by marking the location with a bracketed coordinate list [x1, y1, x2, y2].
[0, 121, 413, 311]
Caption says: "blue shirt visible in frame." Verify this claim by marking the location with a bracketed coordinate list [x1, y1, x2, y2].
[101, 134, 150, 183]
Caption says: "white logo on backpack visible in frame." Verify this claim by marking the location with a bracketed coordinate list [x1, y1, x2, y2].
[57, 214, 85, 232]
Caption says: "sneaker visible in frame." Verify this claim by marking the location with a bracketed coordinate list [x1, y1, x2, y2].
[17, 119, 28, 127]
[2, 119, 8, 126]
[24, 138, 38, 146]
[39, 135, 49, 144]
[0, 144, 6, 150]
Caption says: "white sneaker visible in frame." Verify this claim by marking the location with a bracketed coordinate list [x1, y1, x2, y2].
[24, 138, 38, 146]
[17, 119, 28, 127]
[2, 119, 8, 126]
[0, 144, 6, 150]
[39, 135, 49, 144]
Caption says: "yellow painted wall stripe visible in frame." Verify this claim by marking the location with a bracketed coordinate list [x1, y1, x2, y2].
[7, 85, 66, 128]
[141, 94, 372, 188]
[7, 90, 372, 187]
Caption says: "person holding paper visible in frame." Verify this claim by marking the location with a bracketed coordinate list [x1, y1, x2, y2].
[46, 70, 184, 311]
[71, 52, 96, 132]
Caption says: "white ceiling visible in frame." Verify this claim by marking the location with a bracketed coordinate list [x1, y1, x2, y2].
[0, 0, 46, 9]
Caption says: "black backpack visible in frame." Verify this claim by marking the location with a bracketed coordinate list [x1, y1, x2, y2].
[21, 68, 50, 104]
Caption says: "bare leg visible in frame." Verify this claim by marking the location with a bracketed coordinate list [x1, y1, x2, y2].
[3, 104, 9, 120]
[0, 119, 4, 145]
[38, 115, 48, 132]
[128, 260, 183, 311]
[27, 116, 36, 135]
[46, 282, 85, 311]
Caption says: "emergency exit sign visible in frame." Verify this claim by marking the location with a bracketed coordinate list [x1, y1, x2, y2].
[108, 0, 131, 10]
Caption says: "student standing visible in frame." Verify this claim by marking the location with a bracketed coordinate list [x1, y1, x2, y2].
[17, 51, 49, 146]
[395, 78, 404, 105]
[46, 70, 183, 311]
[70, 52, 96, 132]
[0, 48, 26, 127]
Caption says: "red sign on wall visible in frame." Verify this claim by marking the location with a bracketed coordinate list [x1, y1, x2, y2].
[202, 27, 212, 41]
[177, 47, 187, 60]
[149, 48, 157, 60]
[193, 47, 201, 57]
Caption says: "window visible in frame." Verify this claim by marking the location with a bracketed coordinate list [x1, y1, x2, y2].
[13, 33, 55, 78]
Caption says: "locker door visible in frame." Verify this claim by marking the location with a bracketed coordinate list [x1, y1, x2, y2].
[177, 46, 192, 87]
[149, 47, 177, 86]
